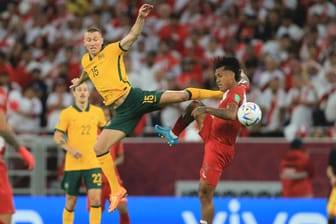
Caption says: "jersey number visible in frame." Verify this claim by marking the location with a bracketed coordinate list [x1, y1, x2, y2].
[91, 66, 99, 77]
[81, 125, 91, 135]
[92, 173, 102, 185]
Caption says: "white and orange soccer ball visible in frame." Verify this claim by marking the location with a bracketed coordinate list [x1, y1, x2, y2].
[237, 102, 262, 127]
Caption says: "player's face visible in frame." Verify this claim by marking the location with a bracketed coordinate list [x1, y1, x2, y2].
[215, 67, 235, 92]
[73, 83, 90, 104]
[84, 31, 104, 57]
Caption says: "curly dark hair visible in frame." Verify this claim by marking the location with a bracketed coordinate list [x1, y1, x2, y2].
[213, 56, 241, 82]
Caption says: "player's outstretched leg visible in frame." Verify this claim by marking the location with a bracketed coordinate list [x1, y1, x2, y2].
[109, 186, 127, 213]
[154, 125, 179, 146]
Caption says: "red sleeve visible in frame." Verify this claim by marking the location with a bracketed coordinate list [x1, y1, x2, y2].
[222, 84, 247, 108]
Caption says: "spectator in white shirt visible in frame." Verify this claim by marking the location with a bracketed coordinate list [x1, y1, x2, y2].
[284, 74, 318, 140]
[8, 85, 42, 134]
[46, 78, 73, 132]
[256, 75, 287, 136]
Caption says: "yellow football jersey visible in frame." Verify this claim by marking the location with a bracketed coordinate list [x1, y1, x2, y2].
[81, 42, 131, 106]
[55, 104, 106, 171]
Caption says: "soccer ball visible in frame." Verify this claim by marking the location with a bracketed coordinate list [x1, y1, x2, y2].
[237, 102, 262, 127]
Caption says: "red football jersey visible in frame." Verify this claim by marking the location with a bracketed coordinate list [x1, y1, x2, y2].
[211, 81, 249, 145]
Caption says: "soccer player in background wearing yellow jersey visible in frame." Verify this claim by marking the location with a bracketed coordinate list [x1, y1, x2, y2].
[327, 147, 336, 224]
[54, 82, 106, 224]
[70, 3, 223, 212]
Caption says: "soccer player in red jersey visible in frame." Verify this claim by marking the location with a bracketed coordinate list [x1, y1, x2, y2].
[0, 71, 35, 224]
[279, 138, 314, 198]
[155, 56, 250, 224]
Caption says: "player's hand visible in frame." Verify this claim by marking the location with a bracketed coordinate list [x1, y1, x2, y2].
[18, 146, 35, 170]
[69, 148, 82, 159]
[69, 78, 80, 89]
[138, 4, 154, 18]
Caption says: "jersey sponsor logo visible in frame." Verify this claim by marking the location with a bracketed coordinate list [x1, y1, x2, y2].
[182, 199, 327, 224]
[143, 95, 157, 103]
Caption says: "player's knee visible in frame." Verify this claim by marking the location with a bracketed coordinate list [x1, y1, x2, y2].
[89, 196, 101, 207]
[199, 185, 209, 198]
[66, 198, 77, 210]
[190, 100, 204, 109]
[198, 181, 214, 202]
[185, 100, 203, 114]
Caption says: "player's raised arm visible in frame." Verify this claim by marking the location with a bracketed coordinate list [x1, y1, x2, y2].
[119, 4, 154, 51]
[192, 104, 238, 121]
[54, 130, 82, 159]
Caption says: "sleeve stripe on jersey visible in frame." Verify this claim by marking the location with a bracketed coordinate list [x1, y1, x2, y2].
[54, 128, 66, 135]
[117, 56, 131, 86]
[118, 42, 127, 52]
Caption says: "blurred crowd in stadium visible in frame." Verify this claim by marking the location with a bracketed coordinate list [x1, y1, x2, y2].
[0, 0, 335, 140]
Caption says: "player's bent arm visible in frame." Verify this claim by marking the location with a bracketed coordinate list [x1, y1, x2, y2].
[120, 4, 153, 50]
[197, 104, 238, 120]
[120, 15, 145, 51]
[0, 110, 21, 150]
[54, 129, 82, 159]
[70, 71, 89, 89]
[79, 71, 89, 83]
[54, 130, 72, 152]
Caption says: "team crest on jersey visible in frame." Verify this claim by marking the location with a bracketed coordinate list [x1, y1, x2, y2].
[98, 54, 104, 60]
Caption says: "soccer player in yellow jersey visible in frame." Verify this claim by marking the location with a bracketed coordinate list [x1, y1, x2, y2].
[327, 147, 336, 224]
[70, 3, 223, 212]
[54, 82, 106, 224]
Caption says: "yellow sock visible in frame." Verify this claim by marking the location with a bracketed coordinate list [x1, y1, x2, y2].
[63, 208, 74, 224]
[89, 206, 102, 224]
[185, 88, 223, 100]
[97, 152, 120, 192]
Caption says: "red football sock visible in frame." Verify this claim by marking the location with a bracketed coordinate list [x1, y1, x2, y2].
[120, 213, 130, 224]
[171, 101, 199, 136]
[172, 116, 185, 136]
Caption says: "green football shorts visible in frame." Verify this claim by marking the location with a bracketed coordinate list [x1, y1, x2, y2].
[61, 168, 102, 196]
[105, 87, 164, 136]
